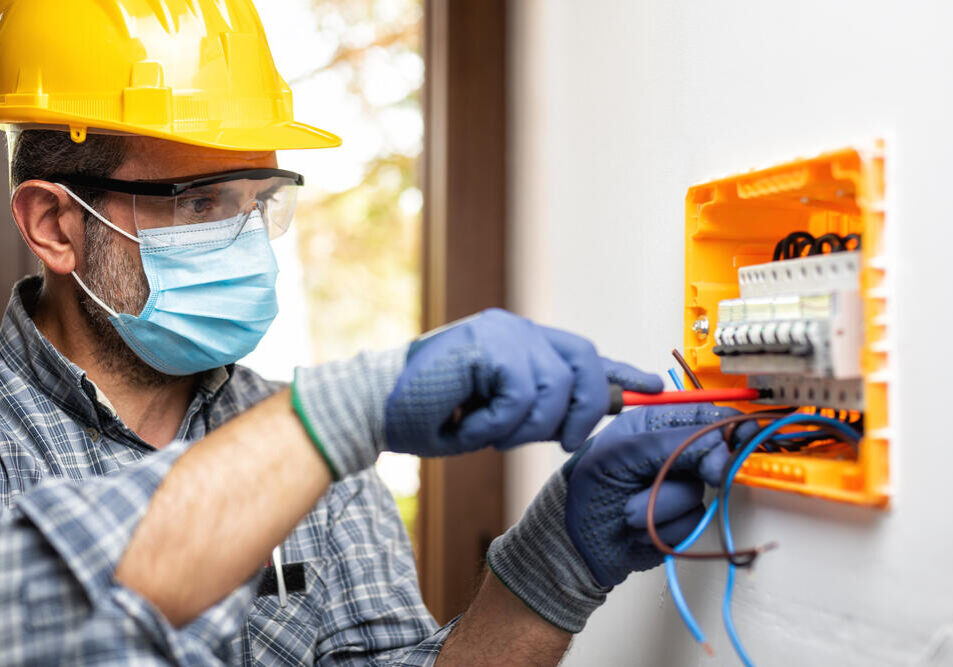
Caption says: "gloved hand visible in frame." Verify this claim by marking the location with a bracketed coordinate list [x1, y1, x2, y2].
[486, 403, 756, 633]
[290, 308, 662, 479]
[562, 403, 759, 586]
[385, 308, 662, 457]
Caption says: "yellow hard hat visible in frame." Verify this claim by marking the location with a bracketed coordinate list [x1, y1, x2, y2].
[0, 0, 341, 151]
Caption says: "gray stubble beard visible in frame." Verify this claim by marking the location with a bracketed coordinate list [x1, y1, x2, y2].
[75, 216, 183, 389]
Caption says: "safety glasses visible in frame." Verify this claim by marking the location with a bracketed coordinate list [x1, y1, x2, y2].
[51, 168, 304, 244]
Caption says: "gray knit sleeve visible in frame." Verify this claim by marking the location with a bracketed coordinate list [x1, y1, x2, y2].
[292, 345, 408, 479]
[486, 470, 610, 633]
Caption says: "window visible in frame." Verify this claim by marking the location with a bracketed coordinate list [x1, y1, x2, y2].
[246, 0, 424, 542]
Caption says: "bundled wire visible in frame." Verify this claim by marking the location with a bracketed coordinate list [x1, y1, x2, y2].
[647, 412, 782, 564]
[654, 350, 863, 659]
[772, 231, 816, 260]
[662, 421, 847, 654]
[718, 415, 860, 665]
[653, 412, 861, 663]
[662, 420, 856, 653]
[716, 419, 859, 565]
[771, 231, 861, 261]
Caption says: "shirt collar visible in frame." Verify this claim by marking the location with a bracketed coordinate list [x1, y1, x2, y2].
[0, 275, 232, 429]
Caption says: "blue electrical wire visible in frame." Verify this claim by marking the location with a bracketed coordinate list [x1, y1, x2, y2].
[664, 436, 819, 648]
[665, 412, 858, 659]
[771, 430, 820, 441]
[667, 368, 686, 391]
[721, 505, 753, 665]
[662, 367, 713, 648]
[719, 415, 860, 666]
[662, 368, 798, 650]
[665, 500, 718, 648]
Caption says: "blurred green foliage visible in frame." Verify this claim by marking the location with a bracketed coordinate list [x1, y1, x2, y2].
[296, 0, 423, 361]
[394, 493, 419, 545]
[296, 154, 421, 362]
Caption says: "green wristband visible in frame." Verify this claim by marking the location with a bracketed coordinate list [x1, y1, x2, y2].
[290, 378, 341, 481]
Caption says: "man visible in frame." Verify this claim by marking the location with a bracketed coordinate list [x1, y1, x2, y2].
[0, 1, 739, 664]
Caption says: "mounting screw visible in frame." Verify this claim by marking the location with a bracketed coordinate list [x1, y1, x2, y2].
[692, 315, 709, 338]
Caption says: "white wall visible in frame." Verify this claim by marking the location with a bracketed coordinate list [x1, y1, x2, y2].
[507, 1, 952, 665]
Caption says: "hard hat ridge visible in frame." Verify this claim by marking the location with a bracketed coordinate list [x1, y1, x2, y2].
[0, 0, 341, 151]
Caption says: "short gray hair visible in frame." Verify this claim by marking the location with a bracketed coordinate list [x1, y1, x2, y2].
[9, 130, 130, 279]
[10, 129, 128, 209]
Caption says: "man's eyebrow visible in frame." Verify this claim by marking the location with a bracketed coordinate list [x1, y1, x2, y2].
[183, 184, 218, 194]
[256, 183, 282, 199]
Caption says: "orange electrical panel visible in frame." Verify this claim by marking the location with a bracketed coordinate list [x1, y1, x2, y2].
[683, 144, 889, 507]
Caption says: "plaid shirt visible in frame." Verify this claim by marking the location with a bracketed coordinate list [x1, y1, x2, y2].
[0, 276, 454, 665]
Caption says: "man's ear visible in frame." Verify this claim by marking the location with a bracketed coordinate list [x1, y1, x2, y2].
[10, 180, 85, 275]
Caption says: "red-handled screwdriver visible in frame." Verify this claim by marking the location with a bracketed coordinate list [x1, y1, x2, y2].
[607, 385, 767, 414]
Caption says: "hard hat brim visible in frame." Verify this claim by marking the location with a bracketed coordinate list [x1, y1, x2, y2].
[205, 121, 343, 151]
[0, 107, 342, 152]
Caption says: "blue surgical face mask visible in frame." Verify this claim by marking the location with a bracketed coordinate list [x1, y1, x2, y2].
[62, 186, 280, 376]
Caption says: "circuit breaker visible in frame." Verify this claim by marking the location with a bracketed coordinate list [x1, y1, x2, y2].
[683, 144, 889, 506]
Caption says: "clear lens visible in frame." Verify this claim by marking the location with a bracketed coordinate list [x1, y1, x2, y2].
[132, 176, 299, 245]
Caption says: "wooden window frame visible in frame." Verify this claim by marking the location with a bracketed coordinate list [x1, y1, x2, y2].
[417, 0, 508, 624]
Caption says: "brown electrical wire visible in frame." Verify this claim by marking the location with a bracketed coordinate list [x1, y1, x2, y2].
[669, 346, 774, 450]
[714, 416, 860, 565]
[648, 411, 861, 565]
[658, 351, 857, 563]
[645, 411, 784, 563]
[722, 422, 741, 452]
[671, 348, 703, 390]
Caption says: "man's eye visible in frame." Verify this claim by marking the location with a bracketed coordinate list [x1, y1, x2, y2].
[185, 197, 214, 214]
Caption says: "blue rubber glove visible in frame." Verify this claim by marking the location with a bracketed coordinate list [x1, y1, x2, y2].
[487, 403, 757, 632]
[385, 308, 662, 456]
[563, 403, 756, 586]
[291, 308, 662, 480]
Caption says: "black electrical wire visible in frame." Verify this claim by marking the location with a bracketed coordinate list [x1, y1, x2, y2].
[771, 239, 786, 261]
[723, 407, 794, 453]
[792, 235, 816, 258]
[789, 232, 814, 258]
[810, 233, 845, 255]
[772, 231, 861, 260]
[773, 231, 815, 261]
[763, 432, 846, 453]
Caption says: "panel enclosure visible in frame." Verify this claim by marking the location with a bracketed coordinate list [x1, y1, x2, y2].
[683, 144, 889, 507]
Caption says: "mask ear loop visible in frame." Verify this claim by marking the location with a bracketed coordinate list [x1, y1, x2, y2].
[55, 183, 141, 245]
[53, 183, 139, 318]
[70, 270, 119, 318]
[242, 201, 266, 236]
